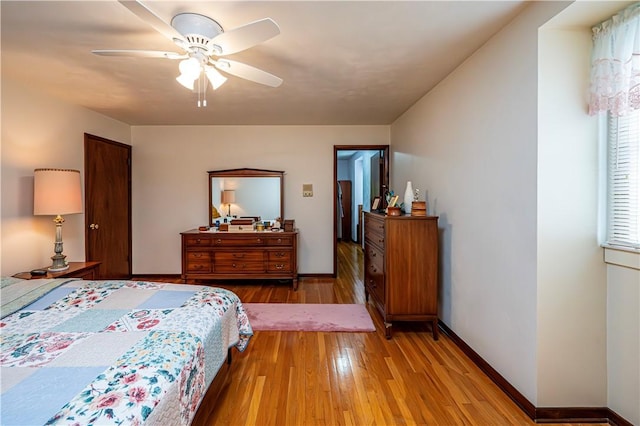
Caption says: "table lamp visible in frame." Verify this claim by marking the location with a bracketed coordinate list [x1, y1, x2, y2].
[221, 190, 235, 216]
[34, 168, 83, 271]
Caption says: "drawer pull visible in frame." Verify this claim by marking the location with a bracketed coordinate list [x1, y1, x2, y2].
[378, 239, 384, 244]
[257, 238, 262, 243]
[275, 264, 284, 269]
[216, 239, 222, 244]
[277, 238, 282, 243]
[194, 253, 202, 258]
[196, 239, 201, 243]
[274, 252, 285, 258]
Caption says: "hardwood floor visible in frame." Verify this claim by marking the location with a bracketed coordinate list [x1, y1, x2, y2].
[137, 242, 603, 425]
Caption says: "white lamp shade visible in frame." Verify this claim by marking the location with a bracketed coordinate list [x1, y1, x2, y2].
[179, 57, 201, 79]
[221, 190, 235, 204]
[176, 73, 196, 90]
[205, 66, 227, 90]
[34, 168, 83, 215]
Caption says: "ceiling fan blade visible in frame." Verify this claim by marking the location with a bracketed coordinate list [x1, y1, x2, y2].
[92, 49, 187, 59]
[213, 59, 282, 88]
[212, 18, 280, 56]
[118, 0, 187, 44]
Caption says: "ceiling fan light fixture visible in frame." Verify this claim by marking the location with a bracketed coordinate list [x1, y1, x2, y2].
[176, 72, 196, 90]
[205, 66, 227, 90]
[179, 57, 201, 79]
[98, 3, 283, 99]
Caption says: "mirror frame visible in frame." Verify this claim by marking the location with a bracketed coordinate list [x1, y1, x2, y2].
[208, 168, 284, 226]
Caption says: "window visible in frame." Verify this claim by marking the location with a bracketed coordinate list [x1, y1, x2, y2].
[605, 109, 640, 249]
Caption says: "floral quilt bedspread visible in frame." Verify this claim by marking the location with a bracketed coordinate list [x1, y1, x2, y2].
[0, 279, 253, 425]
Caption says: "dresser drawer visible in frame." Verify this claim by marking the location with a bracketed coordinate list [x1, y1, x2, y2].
[211, 236, 267, 246]
[187, 251, 211, 262]
[214, 251, 265, 273]
[215, 251, 264, 262]
[186, 262, 212, 273]
[265, 235, 293, 246]
[184, 236, 212, 247]
[364, 242, 385, 303]
[267, 261, 292, 273]
[364, 219, 385, 248]
[365, 261, 385, 303]
[365, 246, 384, 278]
[215, 261, 265, 273]
[268, 250, 291, 262]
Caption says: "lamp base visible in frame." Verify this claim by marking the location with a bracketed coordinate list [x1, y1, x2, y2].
[48, 254, 69, 272]
[48, 216, 69, 272]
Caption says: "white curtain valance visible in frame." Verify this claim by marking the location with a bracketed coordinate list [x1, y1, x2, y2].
[589, 2, 640, 116]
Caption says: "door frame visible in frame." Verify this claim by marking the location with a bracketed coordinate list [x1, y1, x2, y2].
[333, 145, 389, 277]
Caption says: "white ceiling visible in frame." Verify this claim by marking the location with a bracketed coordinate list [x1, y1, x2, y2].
[1, 1, 630, 126]
[1, 0, 531, 125]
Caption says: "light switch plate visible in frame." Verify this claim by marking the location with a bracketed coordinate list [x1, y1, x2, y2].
[303, 184, 313, 197]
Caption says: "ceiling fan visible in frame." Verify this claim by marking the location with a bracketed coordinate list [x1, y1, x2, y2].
[93, 0, 282, 105]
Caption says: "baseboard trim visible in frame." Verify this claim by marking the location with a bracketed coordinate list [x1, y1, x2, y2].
[536, 407, 613, 424]
[438, 320, 632, 426]
[297, 273, 334, 278]
[437, 321, 536, 418]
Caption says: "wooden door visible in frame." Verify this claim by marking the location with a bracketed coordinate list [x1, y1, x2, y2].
[338, 180, 352, 242]
[84, 133, 131, 279]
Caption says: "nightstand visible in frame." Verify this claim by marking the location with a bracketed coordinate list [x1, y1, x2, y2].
[13, 261, 101, 280]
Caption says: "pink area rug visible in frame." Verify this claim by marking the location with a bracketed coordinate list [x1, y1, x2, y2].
[244, 303, 376, 332]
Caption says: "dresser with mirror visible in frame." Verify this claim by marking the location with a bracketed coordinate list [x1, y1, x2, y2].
[181, 168, 298, 289]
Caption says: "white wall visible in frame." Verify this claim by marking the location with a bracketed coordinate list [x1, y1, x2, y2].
[1, 79, 130, 275]
[538, 27, 606, 406]
[129, 125, 388, 275]
[605, 249, 640, 425]
[390, 1, 571, 405]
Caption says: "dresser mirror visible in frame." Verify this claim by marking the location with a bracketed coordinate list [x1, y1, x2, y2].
[209, 168, 284, 226]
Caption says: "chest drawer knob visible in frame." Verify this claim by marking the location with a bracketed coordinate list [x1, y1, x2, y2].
[216, 239, 222, 244]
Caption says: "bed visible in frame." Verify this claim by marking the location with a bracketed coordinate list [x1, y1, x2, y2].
[0, 277, 253, 425]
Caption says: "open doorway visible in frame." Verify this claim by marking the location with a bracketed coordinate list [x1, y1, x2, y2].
[333, 145, 389, 278]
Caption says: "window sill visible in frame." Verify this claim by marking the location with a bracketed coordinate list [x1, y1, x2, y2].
[602, 245, 640, 271]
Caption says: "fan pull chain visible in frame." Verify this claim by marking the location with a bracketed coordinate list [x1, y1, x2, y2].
[197, 73, 202, 107]
[203, 71, 208, 107]
[196, 68, 209, 108]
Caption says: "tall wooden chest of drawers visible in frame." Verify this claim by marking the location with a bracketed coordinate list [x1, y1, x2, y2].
[363, 212, 439, 339]
[181, 229, 298, 290]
